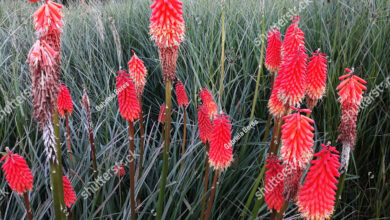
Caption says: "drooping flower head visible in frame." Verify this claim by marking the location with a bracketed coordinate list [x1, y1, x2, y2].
[114, 163, 125, 177]
[32, 0, 64, 36]
[268, 76, 287, 118]
[128, 51, 148, 97]
[197, 104, 212, 143]
[277, 46, 308, 107]
[63, 175, 77, 208]
[209, 113, 233, 170]
[264, 155, 285, 211]
[150, 0, 185, 48]
[265, 29, 282, 72]
[116, 70, 140, 122]
[200, 89, 218, 118]
[298, 144, 341, 220]
[282, 16, 305, 56]
[57, 84, 73, 118]
[158, 103, 166, 123]
[1, 148, 34, 194]
[175, 81, 189, 107]
[280, 107, 314, 168]
[305, 50, 328, 109]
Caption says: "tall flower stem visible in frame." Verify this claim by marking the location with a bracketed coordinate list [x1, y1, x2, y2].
[276, 202, 288, 220]
[138, 96, 145, 179]
[156, 80, 172, 220]
[180, 107, 187, 169]
[204, 170, 220, 220]
[65, 112, 73, 170]
[87, 116, 98, 180]
[200, 142, 210, 220]
[239, 11, 266, 158]
[128, 121, 136, 220]
[218, 0, 226, 101]
[52, 110, 66, 220]
[23, 192, 33, 220]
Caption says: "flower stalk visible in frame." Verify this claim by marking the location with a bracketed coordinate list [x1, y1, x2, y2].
[128, 120, 136, 220]
[200, 142, 210, 219]
[23, 192, 33, 220]
[204, 170, 220, 220]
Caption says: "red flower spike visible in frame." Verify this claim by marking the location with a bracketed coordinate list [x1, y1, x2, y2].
[280, 109, 314, 168]
[175, 81, 189, 107]
[197, 104, 212, 143]
[305, 50, 328, 109]
[63, 176, 77, 208]
[298, 144, 341, 220]
[158, 103, 166, 123]
[116, 70, 140, 122]
[128, 52, 147, 96]
[150, 0, 185, 48]
[57, 84, 73, 118]
[336, 71, 367, 106]
[265, 29, 282, 72]
[282, 16, 305, 56]
[268, 76, 287, 118]
[32, 0, 64, 35]
[1, 151, 34, 194]
[209, 114, 233, 170]
[277, 47, 308, 107]
[264, 155, 285, 211]
[199, 89, 218, 118]
[114, 164, 125, 177]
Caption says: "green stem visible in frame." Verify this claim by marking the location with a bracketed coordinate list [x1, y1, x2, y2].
[180, 107, 187, 170]
[52, 110, 66, 220]
[65, 112, 73, 170]
[200, 142, 210, 220]
[219, 2, 226, 101]
[156, 81, 172, 220]
[334, 170, 346, 209]
[239, 12, 266, 158]
[128, 121, 136, 220]
[204, 170, 220, 220]
[262, 71, 276, 143]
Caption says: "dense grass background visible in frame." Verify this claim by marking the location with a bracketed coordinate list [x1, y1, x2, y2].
[0, 0, 389, 219]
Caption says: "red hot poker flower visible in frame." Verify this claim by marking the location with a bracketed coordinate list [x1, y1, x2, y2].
[116, 70, 140, 122]
[158, 103, 166, 123]
[128, 51, 147, 96]
[200, 89, 218, 118]
[305, 50, 328, 109]
[264, 155, 285, 212]
[1, 150, 34, 194]
[57, 84, 73, 118]
[336, 69, 367, 106]
[150, 0, 185, 48]
[265, 29, 282, 72]
[268, 75, 287, 118]
[197, 104, 212, 143]
[277, 46, 308, 107]
[114, 164, 125, 177]
[32, 0, 64, 35]
[280, 107, 314, 168]
[175, 81, 189, 107]
[63, 176, 77, 208]
[209, 114, 233, 170]
[298, 144, 341, 220]
[282, 16, 305, 56]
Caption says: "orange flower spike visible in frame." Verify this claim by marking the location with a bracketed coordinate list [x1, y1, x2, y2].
[265, 29, 282, 72]
[337, 69, 367, 105]
[298, 144, 341, 220]
[1, 149, 34, 194]
[128, 51, 148, 96]
[116, 70, 140, 122]
[280, 108, 314, 168]
[175, 81, 189, 107]
[264, 155, 285, 211]
[209, 113, 233, 170]
[305, 50, 328, 109]
[32, 0, 64, 35]
[277, 46, 308, 106]
[63, 176, 77, 208]
[57, 84, 73, 118]
[150, 0, 185, 48]
[282, 16, 305, 56]
[199, 89, 218, 118]
[197, 104, 212, 143]
[158, 103, 166, 123]
[268, 76, 287, 118]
